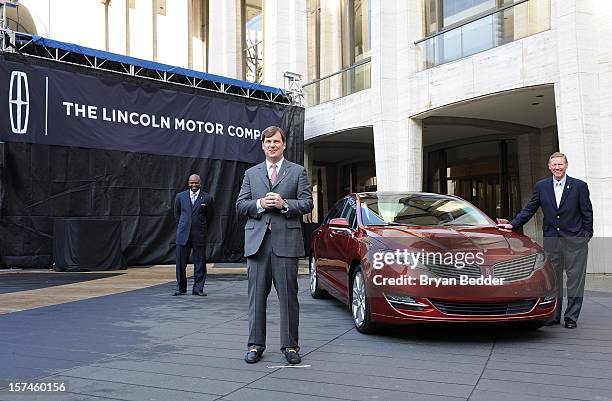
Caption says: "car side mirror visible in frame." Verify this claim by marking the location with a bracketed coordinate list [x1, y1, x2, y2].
[329, 218, 350, 229]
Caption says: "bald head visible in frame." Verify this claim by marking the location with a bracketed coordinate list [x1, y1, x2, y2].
[188, 174, 201, 192]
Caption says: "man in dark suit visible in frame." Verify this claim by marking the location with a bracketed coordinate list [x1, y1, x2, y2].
[173, 174, 213, 297]
[236, 126, 313, 365]
[498, 152, 593, 328]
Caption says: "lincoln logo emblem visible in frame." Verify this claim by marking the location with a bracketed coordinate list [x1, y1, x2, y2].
[482, 266, 493, 277]
[9, 71, 30, 134]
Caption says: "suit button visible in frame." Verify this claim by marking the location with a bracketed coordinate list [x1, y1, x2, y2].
[557, 215, 560, 219]
[556, 227, 560, 231]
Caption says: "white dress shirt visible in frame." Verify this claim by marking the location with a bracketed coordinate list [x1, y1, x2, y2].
[190, 189, 200, 205]
[257, 158, 286, 213]
[553, 175, 566, 207]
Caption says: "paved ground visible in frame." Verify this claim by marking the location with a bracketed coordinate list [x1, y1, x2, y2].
[1, 268, 612, 401]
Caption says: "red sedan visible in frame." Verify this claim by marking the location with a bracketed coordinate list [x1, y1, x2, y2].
[309, 192, 557, 332]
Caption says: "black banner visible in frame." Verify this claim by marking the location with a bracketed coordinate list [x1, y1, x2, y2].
[0, 55, 305, 268]
[0, 59, 284, 163]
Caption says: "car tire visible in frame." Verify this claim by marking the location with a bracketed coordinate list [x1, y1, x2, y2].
[309, 255, 328, 299]
[351, 266, 376, 334]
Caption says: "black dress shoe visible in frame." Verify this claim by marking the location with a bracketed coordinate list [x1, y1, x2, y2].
[245, 348, 263, 364]
[172, 291, 186, 296]
[192, 291, 207, 296]
[565, 319, 577, 329]
[283, 348, 301, 365]
[543, 320, 560, 326]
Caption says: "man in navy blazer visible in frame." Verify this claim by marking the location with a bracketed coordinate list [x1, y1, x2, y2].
[173, 174, 213, 296]
[498, 152, 593, 328]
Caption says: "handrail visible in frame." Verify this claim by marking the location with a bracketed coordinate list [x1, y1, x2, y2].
[414, 0, 529, 45]
[303, 57, 371, 88]
[415, 0, 549, 70]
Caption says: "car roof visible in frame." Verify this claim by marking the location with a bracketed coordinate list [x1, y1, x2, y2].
[353, 191, 463, 201]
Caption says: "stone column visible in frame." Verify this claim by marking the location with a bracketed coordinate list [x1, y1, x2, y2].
[156, 0, 189, 67]
[371, 0, 423, 191]
[263, 0, 307, 88]
[208, 0, 242, 78]
[553, 0, 611, 271]
[106, 0, 128, 55]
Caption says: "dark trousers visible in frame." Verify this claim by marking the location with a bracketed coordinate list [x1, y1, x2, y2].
[175, 236, 207, 293]
[247, 232, 299, 352]
[544, 236, 589, 322]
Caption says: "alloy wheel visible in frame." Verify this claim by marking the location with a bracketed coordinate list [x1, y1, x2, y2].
[352, 271, 366, 327]
[310, 257, 318, 295]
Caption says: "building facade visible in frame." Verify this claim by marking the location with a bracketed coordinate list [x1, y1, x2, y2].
[6, 0, 611, 272]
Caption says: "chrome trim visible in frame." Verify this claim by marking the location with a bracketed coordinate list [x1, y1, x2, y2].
[352, 272, 366, 327]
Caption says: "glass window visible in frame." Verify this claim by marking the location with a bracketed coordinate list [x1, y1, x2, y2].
[425, 0, 497, 34]
[340, 197, 358, 229]
[243, 0, 263, 83]
[341, 0, 371, 67]
[420, 0, 551, 69]
[425, 0, 438, 35]
[306, 0, 321, 82]
[439, 27, 462, 63]
[352, 0, 370, 62]
[461, 14, 493, 56]
[189, 0, 209, 71]
[443, 0, 495, 27]
[324, 200, 347, 224]
[359, 193, 493, 227]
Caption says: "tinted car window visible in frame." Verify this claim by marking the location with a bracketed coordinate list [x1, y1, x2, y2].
[324, 199, 346, 225]
[340, 197, 358, 229]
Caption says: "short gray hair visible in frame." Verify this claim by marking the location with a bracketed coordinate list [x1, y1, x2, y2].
[548, 152, 568, 163]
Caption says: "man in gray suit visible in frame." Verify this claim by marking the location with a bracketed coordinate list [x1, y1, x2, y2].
[236, 126, 313, 365]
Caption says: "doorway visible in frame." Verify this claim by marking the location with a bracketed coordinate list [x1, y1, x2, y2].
[426, 140, 520, 220]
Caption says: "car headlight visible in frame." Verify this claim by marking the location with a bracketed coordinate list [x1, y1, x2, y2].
[534, 252, 547, 270]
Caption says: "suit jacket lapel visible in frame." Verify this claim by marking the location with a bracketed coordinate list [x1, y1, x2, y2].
[185, 191, 193, 210]
[558, 176, 573, 209]
[257, 162, 270, 189]
[272, 161, 290, 190]
[544, 179, 558, 211]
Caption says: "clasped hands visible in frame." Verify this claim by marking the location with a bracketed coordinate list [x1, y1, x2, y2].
[260, 192, 285, 209]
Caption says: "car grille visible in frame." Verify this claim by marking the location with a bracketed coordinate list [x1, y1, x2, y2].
[424, 263, 482, 279]
[430, 299, 538, 316]
[424, 254, 537, 282]
[493, 254, 536, 281]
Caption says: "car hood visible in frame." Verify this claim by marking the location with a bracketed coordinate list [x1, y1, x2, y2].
[364, 225, 540, 256]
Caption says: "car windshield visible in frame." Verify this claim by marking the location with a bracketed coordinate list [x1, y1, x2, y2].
[359, 193, 493, 227]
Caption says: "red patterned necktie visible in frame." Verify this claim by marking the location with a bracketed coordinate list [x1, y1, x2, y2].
[270, 164, 278, 185]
